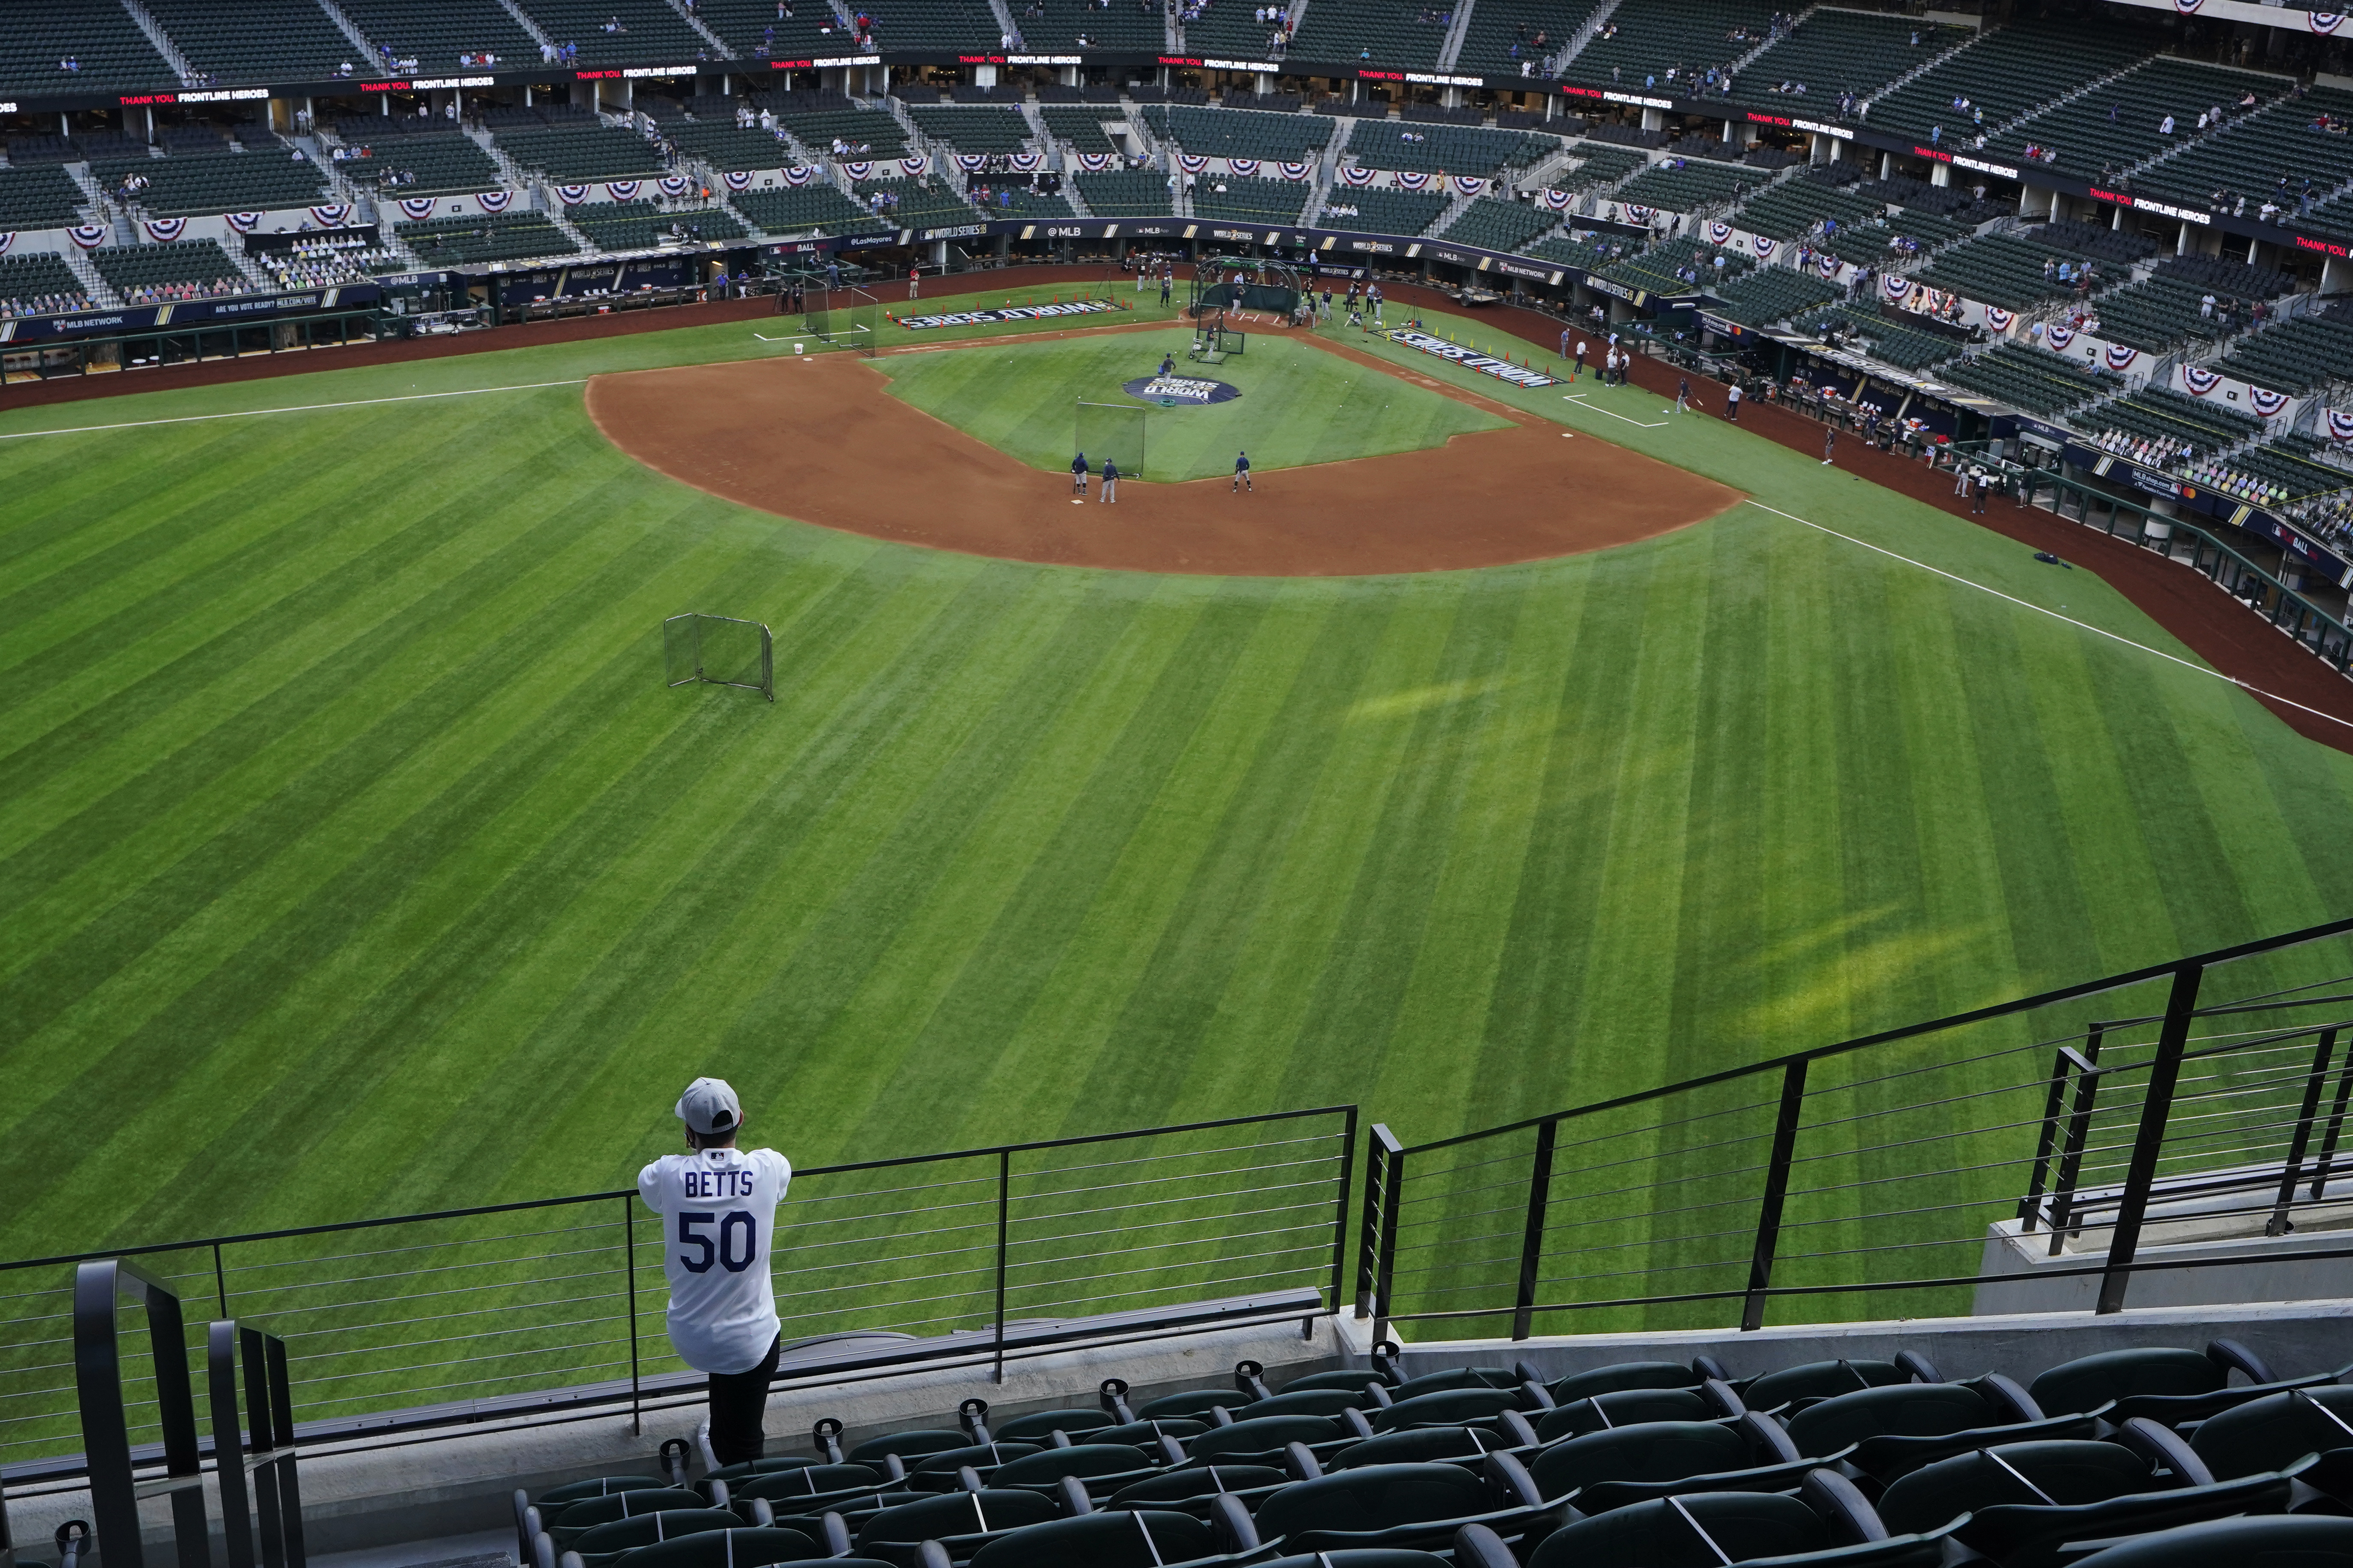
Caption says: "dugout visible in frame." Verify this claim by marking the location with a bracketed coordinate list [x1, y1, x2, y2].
[0, 306, 388, 390]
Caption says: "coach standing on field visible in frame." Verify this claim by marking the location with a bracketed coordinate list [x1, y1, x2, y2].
[638, 1079, 792, 1466]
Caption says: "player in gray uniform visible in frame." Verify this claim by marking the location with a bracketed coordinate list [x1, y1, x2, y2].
[1101, 458, 1119, 503]
[638, 1079, 792, 1466]
[1233, 450, 1251, 492]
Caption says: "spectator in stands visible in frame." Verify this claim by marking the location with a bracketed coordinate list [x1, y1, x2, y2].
[637, 1079, 791, 1468]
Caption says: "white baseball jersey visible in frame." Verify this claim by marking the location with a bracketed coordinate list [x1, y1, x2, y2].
[636, 1146, 792, 1374]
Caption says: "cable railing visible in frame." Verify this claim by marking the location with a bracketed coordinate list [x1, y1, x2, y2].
[0, 1106, 1356, 1481]
[1354, 917, 2353, 1341]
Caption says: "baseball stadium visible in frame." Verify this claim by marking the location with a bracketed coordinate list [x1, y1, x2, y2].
[12, 0, 2353, 1565]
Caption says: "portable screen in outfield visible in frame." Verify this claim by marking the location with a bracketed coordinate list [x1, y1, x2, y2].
[803, 286, 879, 358]
[1076, 401, 1147, 481]
[664, 614, 774, 701]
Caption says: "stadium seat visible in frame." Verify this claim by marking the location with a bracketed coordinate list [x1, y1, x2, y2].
[551, 1490, 710, 1545]
[1786, 1374, 2088, 1479]
[1108, 1464, 1288, 1517]
[1250, 1458, 1551, 1554]
[2030, 1343, 2334, 1423]
[541, 1477, 675, 1506]
[1138, 1388, 1257, 1420]
[1188, 1413, 1369, 1464]
[727, 1465, 893, 1513]
[852, 1430, 987, 1465]
[852, 1488, 1064, 1563]
[1333, 1425, 1530, 1471]
[605, 1529, 833, 1568]
[2067, 1514, 2353, 1568]
[993, 1410, 1117, 1441]
[988, 1445, 1162, 1499]
[1537, 1383, 1743, 1442]
[1373, 1388, 1537, 1432]
[1530, 1417, 1816, 1510]
[964, 1508, 1232, 1568]
[1741, 1358, 1931, 1411]
[903, 1444, 1047, 1489]
[1511, 1471, 1938, 1568]
[1543, 1360, 1715, 1404]
[568, 1510, 755, 1568]
[2190, 1388, 2353, 1480]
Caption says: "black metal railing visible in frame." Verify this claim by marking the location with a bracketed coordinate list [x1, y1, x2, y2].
[1355, 918, 2353, 1340]
[0, 1107, 1356, 1480]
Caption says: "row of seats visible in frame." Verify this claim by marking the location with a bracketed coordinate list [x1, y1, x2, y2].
[908, 107, 1038, 155]
[1609, 158, 1755, 214]
[515, 1337, 2353, 1568]
[1598, 234, 1739, 294]
[87, 238, 250, 297]
[1865, 20, 2148, 148]
[1192, 176, 1312, 224]
[1913, 232, 2074, 311]
[1550, 143, 1649, 194]
[518, 0, 709, 66]
[337, 0, 541, 73]
[1454, 0, 1606, 76]
[1038, 107, 1125, 154]
[2085, 274, 2237, 355]
[2082, 383, 2264, 460]
[1560, 0, 1781, 95]
[394, 210, 578, 264]
[1525, 233, 1630, 270]
[89, 149, 330, 219]
[1344, 121, 1555, 178]
[846, 176, 982, 227]
[967, 184, 1076, 218]
[1987, 56, 2280, 185]
[1433, 197, 1557, 253]
[569, 198, 748, 249]
[1938, 340, 2118, 414]
[1727, 13, 1966, 114]
[2135, 85, 2353, 212]
[338, 132, 503, 196]
[1706, 264, 1839, 326]
[0, 0, 176, 96]
[0, 165, 89, 232]
[1287, 0, 1452, 73]
[144, 0, 359, 85]
[1074, 170, 1176, 217]
[1732, 179, 1883, 243]
[0, 252, 94, 319]
[1144, 106, 1333, 162]
[1314, 186, 1447, 234]
[666, 122, 799, 174]
[2213, 313, 2353, 394]
[698, 0, 862, 61]
[494, 124, 671, 182]
[2181, 442, 2351, 506]
[774, 107, 912, 160]
[732, 184, 877, 235]
[1796, 303, 1963, 372]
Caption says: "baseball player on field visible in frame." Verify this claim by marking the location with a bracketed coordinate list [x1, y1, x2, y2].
[1233, 450, 1252, 492]
[1101, 458, 1119, 503]
[1071, 451, 1089, 495]
[637, 1079, 792, 1467]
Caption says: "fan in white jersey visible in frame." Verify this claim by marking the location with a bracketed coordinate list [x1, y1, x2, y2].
[638, 1077, 791, 1466]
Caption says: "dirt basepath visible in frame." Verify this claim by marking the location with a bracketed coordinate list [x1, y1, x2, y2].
[587, 339, 1738, 576]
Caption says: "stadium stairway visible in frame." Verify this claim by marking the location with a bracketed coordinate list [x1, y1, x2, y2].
[313, 0, 383, 68]
[666, 0, 735, 55]
[1541, 0, 1625, 79]
[121, 0, 197, 85]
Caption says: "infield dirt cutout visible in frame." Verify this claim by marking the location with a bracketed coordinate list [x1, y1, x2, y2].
[587, 330, 1741, 576]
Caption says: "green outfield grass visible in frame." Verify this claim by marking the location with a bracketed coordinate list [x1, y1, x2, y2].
[873, 329, 1506, 482]
[4, 296, 2353, 1395]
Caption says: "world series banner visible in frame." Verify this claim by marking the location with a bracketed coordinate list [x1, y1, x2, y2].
[1384, 328, 1560, 388]
[896, 299, 1123, 330]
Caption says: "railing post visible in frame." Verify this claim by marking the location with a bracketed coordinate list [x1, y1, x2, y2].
[76, 1259, 209, 1568]
[262, 1334, 306, 1568]
[2018, 1046, 2075, 1225]
[2313, 1053, 2353, 1201]
[1355, 1124, 1401, 1319]
[1511, 1119, 1558, 1342]
[209, 1322, 257, 1568]
[2044, 1032, 2106, 1253]
[1374, 1136, 1405, 1347]
[2097, 964, 2204, 1315]
[992, 1148, 1011, 1386]
[1740, 1059, 1809, 1333]
[623, 1196, 641, 1436]
[2271, 1028, 2338, 1236]
[1328, 1107, 1359, 1316]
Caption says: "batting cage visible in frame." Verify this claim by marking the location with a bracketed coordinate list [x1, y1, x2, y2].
[664, 613, 775, 702]
[1075, 401, 1148, 481]
[1190, 257, 1304, 321]
[803, 286, 880, 357]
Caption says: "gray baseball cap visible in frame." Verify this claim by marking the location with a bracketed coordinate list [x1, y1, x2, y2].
[674, 1077, 743, 1137]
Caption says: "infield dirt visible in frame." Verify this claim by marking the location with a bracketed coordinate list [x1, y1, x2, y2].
[587, 333, 1741, 576]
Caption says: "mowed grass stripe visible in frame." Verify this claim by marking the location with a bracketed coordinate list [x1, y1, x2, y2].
[504, 564, 1151, 1185]
[0, 496, 758, 1156]
[0, 434, 665, 939]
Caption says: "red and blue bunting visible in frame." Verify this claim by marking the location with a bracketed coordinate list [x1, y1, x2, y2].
[0, 233, 12, 256]
[144, 217, 188, 242]
[2047, 325, 2075, 349]
[1540, 187, 1571, 210]
[659, 175, 690, 198]
[2181, 364, 2220, 395]
[607, 181, 642, 200]
[398, 197, 437, 220]
[783, 165, 817, 185]
[1708, 221, 1731, 244]
[1280, 161, 1311, 181]
[310, 204, 351, 227]
[1178, 154, 1209, 174]
[1454, 176, 1488, 196]
[2329, 409, 2353, 441]
[841, 161, 872, 180]
[1011, 152, 1041, 172]
[1755, 234, 1779, 259]
[69, 224, 109, 249]
[900, 155, 927, 176]
[1884, 273, 1908, 300]
[724, 171, 752, 191]
[1817, 253, 1840, 277]
[2252, 386, 2290, 416]
[1985, 306, 2014, 331]
[558, 185, 589, 205]
[1340, 166, 1374, 187]
[478, 189, 513, 212]
[1078, 152, 1114, 171]
[225, 211, 264, 233]
[2104, 342, 2139, 370]
[1231, 158, 1260, 177]
[2310, 10, 2345, 31]
[956, 154, 988, 172]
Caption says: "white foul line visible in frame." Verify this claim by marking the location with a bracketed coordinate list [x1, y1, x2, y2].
[1566, 393, 1668, 428]
[1745, 499, 2353, 732]
[0, 378, 588, 441]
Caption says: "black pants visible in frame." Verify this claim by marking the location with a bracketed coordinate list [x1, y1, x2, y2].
[708, 1333, 781, 1467]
